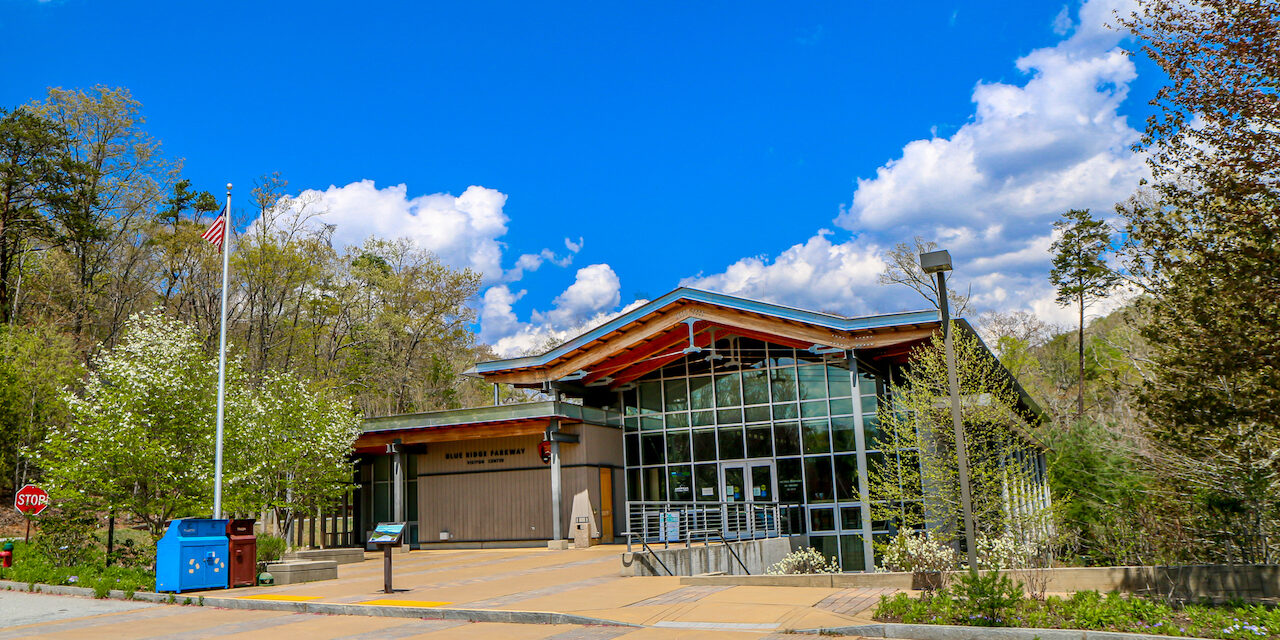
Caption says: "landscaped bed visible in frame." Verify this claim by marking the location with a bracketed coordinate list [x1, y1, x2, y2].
[874, 571, 1279, 639]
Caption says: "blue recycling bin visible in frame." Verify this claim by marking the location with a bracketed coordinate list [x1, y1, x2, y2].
[156, 518, 230, 593]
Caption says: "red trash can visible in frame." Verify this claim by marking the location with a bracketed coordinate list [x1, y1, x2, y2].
[226, 519, 257, 587]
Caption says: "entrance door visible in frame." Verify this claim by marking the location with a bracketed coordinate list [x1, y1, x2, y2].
[719, 462, 777, 538]
[599, 468, 614, 541]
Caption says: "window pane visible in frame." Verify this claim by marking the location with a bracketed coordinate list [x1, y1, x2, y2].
[718, 426, 745, 460]
[805, 456, 835, 503]
[863, 415, 884, 450]
[769, 342, 796, 363]
[694, 464, 719, 501]
[778, 458, 804, 503]
[641, 416, 663, 431]
[772, 403, 798, 420]
[810, 535, 839, 566]
[624, 416, 638, 432]
[691, 410, 715, 427]
[802, 419, 831, 454]
[774, 421, 801, 456]
[639, 381, 662, 413]
[801, 400, 829, 418]
[742, 369, 769, 405]
[374, 455, 390, 481]
[744, 405, 771, 422]
[668, 465, 693, 501]
[643, 467, 667, 501]
[840, 535, 866, 572]
[627, 468, 641, 501]
[716, 408, 743, 425]
[666, 412, 689, 428]
[798, 364, 826, 400]
[664, 379, 688, 412]
[841, 505, 864, 531]
[622, 388, 638, 415]
[831, 416, 857, 452]
[867, 452, 892, 501]
[745, 425, 773, 458]
[662, 361, 686, 378]
[641, 433, 665, 465]
[770, 367, 797, 402]
[666, 430, 691, 463]
[827, 364, 853, 398]
[689, 376, 714, 410]
[857, 369, 878, 395]
[835, 454, 860, 501]
[810, 508, 836, 532]
[692, 429, 718, 461]
[829, 398, 854, 416]
[625, 433, 640, 466]
[715, 372, 742, 407]
[860, 394, 879, 415]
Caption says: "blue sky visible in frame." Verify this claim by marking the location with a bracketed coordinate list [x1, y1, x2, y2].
[1, 0, 1160, 355]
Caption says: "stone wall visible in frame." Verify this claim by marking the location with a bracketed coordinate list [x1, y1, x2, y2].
[680, 564, 1280, 601]
[620, 536, 794, 576]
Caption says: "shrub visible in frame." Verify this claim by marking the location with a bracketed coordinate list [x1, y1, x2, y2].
[33, 506, 98, 568]
[952, 569, 1024, 626]
[256, 534, 286, 565]
[974, 533, 1038, 570]
[877, 531, 958, 574]
[766, 547, 841, 575]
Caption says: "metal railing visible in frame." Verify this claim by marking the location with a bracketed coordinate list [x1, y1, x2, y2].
[624, 501, 791, 547]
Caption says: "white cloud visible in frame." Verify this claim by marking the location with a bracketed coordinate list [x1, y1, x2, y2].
[683, 0, 1146, 324]
[532, 264, 622, 329]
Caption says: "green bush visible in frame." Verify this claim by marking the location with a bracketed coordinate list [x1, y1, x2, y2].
[874, 587, 1280, 639]
[256, 534, 285, 564]
[0, 540, 154, 598]
[765, 547, 841, 575]
[952, 570, 1024, 626]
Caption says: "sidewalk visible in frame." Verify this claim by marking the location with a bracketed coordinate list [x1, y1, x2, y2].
[213, 544, 893, 633]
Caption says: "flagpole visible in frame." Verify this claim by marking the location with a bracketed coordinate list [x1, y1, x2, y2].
[213, 183, 232, 519]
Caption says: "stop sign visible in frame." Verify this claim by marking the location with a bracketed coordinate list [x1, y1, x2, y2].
[14, 484, 50, 516]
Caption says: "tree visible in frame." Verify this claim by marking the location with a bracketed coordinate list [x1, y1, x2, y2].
[879, 237, 971, 316]
[0, 108, 81, 325]
[867, 328, 1050, 553]
[38, 312, 239, 538]
[224, 371, 361, 540]
[1115, 0, 1280, 561]
[0, 324, 79, 499]
[1048, 209, 1118, 420]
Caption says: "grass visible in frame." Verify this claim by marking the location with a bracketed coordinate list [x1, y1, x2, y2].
[875, 587, 1280, 639]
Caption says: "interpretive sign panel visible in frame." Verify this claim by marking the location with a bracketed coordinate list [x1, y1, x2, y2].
[369, 522, 405, 546]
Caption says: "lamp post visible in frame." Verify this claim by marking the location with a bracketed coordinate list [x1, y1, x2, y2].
[919, 249, 979, 572]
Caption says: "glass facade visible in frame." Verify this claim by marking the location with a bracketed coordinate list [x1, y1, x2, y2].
[620, 336, 908, 571]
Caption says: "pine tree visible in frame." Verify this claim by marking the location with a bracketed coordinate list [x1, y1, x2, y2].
[1048, 209, 1117, 421]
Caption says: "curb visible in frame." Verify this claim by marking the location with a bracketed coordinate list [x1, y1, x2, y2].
[795, 622, 1216, 640]
[0, 580, 638, 628]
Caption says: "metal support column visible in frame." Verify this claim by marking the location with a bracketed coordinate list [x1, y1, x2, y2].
[550, 418, 563, 541]
[391, 439, 405, 524]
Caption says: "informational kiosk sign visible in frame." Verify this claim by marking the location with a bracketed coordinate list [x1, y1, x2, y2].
[370, 522, 406, 593]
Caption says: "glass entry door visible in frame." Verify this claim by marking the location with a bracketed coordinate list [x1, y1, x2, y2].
[720, 462, 778, 538]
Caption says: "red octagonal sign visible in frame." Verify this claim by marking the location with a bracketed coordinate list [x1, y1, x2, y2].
[14, 484, 50, 516]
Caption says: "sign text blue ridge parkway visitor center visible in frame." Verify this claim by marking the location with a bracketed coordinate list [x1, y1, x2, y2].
[346, 287, 1049, 572]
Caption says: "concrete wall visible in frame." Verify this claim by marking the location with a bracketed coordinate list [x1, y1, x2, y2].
[621, 536, 794, 577]
[680, 565, 1280, 600]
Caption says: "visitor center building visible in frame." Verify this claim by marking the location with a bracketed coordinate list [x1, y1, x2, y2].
[349, 287, 1047, 572]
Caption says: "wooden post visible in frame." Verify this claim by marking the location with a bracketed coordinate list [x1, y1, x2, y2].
[319, 505, 328, 549]
[309, 506, 317, 549]
[106, 512, 115, 567]
[382, 544, 393, 593]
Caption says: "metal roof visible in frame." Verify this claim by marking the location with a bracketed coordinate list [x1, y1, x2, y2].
[467, 287, 941, 376]
[362, 400, 621, 434]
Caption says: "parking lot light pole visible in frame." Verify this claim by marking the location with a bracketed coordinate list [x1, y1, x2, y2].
[919, 249, 979, 572]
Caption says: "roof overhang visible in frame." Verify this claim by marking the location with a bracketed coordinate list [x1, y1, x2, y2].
[353, 401, 617, 453]
[466, 287, 941, 388]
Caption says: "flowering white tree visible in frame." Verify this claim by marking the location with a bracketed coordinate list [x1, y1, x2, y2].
[39, 312, 248, 538]
[224, 371, 362, 540]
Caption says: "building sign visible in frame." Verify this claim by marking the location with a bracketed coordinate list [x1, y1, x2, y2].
[444, 447, 527, 466]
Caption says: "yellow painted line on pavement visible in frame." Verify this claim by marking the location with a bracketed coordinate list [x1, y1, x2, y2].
[236, 594, 321, 602]
[358, 599, 452, 607]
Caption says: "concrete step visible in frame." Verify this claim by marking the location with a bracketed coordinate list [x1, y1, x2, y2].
[265, 560, 338, 585]
[283, 547, 366, 565]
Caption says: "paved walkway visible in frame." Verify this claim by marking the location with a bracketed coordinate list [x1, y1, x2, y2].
[212, 544, 893, 633]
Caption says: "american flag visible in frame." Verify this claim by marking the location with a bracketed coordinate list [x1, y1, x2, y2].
[201, 207, 228, 250]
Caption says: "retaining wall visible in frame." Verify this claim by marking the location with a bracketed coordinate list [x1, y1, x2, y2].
[620, 536, 794, 576]
[681, 564, 1280, 600]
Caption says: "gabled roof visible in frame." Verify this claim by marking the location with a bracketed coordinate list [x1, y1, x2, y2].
[467, 287, 941, 387]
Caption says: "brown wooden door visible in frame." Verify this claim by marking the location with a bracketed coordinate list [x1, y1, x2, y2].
[599, 467, 613, 540]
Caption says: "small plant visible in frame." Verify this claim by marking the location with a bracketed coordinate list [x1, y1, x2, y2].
[952, 569, 1024, 626]
[766, 547, 841, 575]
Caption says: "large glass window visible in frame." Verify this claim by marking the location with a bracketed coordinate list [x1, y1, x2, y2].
[798, 364, 826, 400]
[802, 419, 831, 454]
[715, 373, 742, 407]
[663, 379, 688, 412]
[689, 376, 714, 410]
[805, 456, 834, 503]
[718, 426, 745, 460]
[745, 425, 772, 458]
[692, 429, 717, 461]
[778, 458, 804, 503]
[668, 465, 693, 501]
[694, 463, 719, 502]
[742, 369, 769, 405]
[667, 430, 691, 463]
[834, 454, 860, 501]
